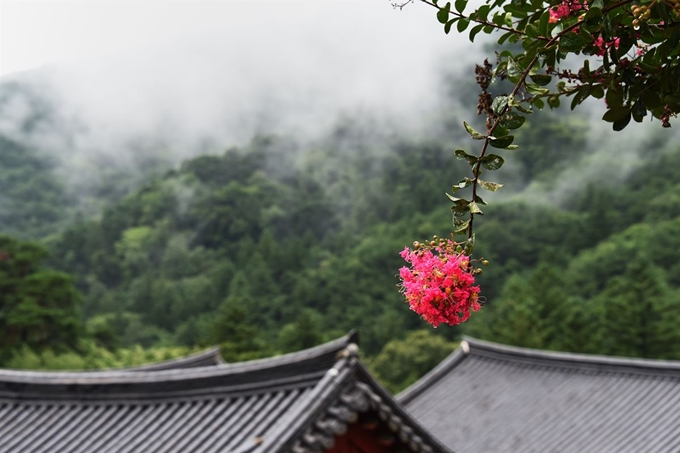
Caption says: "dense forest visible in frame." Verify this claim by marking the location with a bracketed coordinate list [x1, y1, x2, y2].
[2, 73, 680, 392]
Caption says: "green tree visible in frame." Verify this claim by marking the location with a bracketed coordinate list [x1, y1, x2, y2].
[210, 295, 269, 361]
[369, 330, 457, 393]
[465, 262, 596, 352]
[0, 236, 83, 362]
[278, 309, 324, 352]
[594, 259, 680, 359]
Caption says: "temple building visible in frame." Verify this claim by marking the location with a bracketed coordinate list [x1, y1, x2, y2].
[399, 336, 680, 453]
[0, 332, 451, 453]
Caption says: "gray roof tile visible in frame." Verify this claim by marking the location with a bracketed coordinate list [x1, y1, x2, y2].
[399, 337, 680, 453]
[0, 331, 451, 453]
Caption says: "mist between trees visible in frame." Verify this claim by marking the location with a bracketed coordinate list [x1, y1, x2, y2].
[1, 45, 680, 392]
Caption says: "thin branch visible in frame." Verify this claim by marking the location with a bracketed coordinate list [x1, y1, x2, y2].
[465, 0, 635, 241]
[418, 0, 549, 41]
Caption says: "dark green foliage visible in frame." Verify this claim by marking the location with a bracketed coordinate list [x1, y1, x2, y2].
[0, 236, 83, 363]
[0, 136, 73, 238]
[278, 309, 324, 353]
[210, 295, 270, 362]
[2, 104, 680, 380]
[368, 330, 457, 393]
[594, 260, 680, 359]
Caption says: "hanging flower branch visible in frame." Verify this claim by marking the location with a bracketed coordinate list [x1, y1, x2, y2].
[397, 0, 679, 325]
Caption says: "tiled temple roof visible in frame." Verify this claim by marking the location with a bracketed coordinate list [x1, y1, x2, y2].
[399, 337, 680, 453]
[0, 331, 452, 453]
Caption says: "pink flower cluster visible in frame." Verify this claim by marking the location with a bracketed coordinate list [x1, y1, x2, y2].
[593, 36, 621, 56]
[549, 0, 586, 23]
[399, 241, 481, 327]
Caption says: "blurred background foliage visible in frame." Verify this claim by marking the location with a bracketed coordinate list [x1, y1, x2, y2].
[2, 72, 680, 393]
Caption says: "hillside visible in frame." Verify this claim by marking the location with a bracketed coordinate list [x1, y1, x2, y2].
[1, 73, 680, 391]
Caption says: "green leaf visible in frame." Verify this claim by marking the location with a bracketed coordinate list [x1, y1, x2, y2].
[641, 89, 662, 109]
[505, 144, 520, 150]
[464, 234, 475, 255]
[632, 98, 647, 123]
[559, 33, 585, 52]
[491, 96, 508, 115]
[476, 5, 490, 20]
[590, 85, 605, 99]
[514, 104, 534, 114]
[525, 83, 550, 96]
[474, 194, 488, 205]
[463, 121, 486, 140]
[452, 177, 474, 192]
[469, 201, 483, 214]
[444, 19, 456, 34]
[547, 96, 561, 109]
[478, 179, 503, 191]
[450, 199, 470, 213]
[480, 154, 505, 170]
[457, 18, 470, 32]
[532, 97, 545, 110]
[612, 111, 632, 131]
[585, 5, 602, 21]
[453, 219, 470, 233]
[570, 87, 588, 110]
[446, 193, 463, 203]
[500, 113, 526, 129]
[602, 107, 630, 123]
[525, 24, 540, 39]
[489, 135, 515, 148]
[454, 149, 478, 166]
[469, 24, 485, 42]
[455, 0, 467, 13]
[605, 84, 624, 109]
[437, 2, 451, 23]
[529, 74, 552, 86]
[493, 126, 510, 137]
[506, 57, 524, 81]
[538, 9, 550, 37]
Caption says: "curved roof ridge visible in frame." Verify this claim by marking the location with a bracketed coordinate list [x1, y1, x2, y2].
[397, 344, 466, 405]
[252, 353, 454, 453]
[124, 346, 225, 371]
[399, 336, 680, 405]
[0, 330, 358, 387]
[463, 336, 680, 375]
[352, 361, 455, 453]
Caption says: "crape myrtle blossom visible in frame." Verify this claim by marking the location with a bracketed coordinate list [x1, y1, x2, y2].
[549, 0, 586, 23]
[399, 239, 481, 327]
[593, 36, 621, 56]
[548, 1, 625, 66]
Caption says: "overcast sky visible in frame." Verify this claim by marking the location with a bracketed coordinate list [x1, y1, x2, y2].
[0, 1, 676, 212]
[0, 0, 487, 156]
[0, 0, 477, 77]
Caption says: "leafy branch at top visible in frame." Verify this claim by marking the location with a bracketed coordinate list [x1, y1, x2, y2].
[426, 0, 680, 252]
[397, 0, 679, 326]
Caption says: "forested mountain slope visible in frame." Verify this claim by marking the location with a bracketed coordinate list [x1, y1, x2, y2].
[2, 81, 680, 391]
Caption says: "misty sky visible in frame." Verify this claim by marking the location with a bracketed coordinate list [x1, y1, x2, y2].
[1, 1, 477, 77]
[2, 0, 674, 208]
[0, 0, 485, 176]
